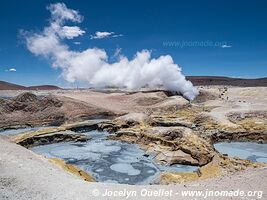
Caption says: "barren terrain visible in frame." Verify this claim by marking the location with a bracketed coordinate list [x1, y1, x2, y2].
[0, 86, 266, 199]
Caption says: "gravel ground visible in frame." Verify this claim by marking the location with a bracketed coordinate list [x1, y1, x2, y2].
[1, 136, 266, 200]
[202, 87, 267, 126]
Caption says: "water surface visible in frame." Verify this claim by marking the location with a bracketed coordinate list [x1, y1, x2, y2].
[214, 142, 267, 163]
[0, 126, 56, 135]
[31, 130, 198, 185]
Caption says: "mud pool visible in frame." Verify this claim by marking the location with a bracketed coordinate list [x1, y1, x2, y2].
[0, 126, 56, 135]
[214, 142, 267, 163]
[31, 130, 198, 185]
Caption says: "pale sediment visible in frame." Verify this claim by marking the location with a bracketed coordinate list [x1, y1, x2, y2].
[48, 157, 96, 182]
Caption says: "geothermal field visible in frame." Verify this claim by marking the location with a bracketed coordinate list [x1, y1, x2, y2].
[0, 85, 266, 199]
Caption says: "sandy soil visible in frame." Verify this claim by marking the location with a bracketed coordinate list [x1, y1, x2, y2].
[52, 87, 267, 128]
[198, 87, 267, 126]
[1, 136, 266, 200]
[2, 87, 266, 126]
[56, 90, 188, 115]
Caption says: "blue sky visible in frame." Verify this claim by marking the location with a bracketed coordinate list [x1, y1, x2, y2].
[0, 0, 267, 86]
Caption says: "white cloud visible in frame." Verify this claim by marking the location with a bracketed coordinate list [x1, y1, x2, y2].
[47, 3, 83, 24]
[23, 3, 198, 101]
[9, 68, 16, 72]
[90, 31, 123, 39]
[112, 33, 123, 38]
[73, 41, 81, 45]
[221, 44, 232, 48]
[113, 47, 122, 58]
[58, 26, 85, 39]
[90, 31, 113, 39]
[5, 68, 17, 72]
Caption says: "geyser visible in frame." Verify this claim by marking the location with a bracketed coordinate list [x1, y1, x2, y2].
[23, 3, 199, 100]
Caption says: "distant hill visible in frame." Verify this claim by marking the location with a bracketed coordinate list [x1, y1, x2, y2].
[0, 81, 61, 90]
[1, 77, 267, 90]
[27, 85, 61, 90]
[186, 76, 267, 87]
[0, 81, 27, 90]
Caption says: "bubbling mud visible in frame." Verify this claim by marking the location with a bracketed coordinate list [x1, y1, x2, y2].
[31, 130, 198, 185]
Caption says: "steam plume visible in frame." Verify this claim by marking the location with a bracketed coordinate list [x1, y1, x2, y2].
[23, 3, 199, 100]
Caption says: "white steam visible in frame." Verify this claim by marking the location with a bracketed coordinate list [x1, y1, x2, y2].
[23, 3, 199, 100]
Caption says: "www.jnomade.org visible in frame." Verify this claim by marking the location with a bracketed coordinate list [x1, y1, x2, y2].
[92, 188, 263, 199]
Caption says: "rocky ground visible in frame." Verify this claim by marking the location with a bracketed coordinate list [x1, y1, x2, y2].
[0, 86, 267, 199]
[0, 92, 114, 129]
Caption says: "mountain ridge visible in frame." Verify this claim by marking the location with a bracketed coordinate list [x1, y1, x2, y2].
[1, 76, 267, 90]
[0, 81, 61, 90]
